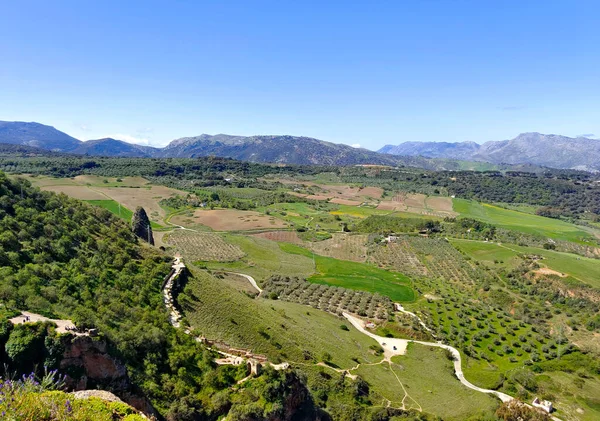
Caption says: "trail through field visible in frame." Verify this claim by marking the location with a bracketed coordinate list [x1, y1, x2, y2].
[343, 312, 563, 420]
[344, 312, 511, 402]
[9, 311, 86, 336]
[394, 303, 436, 336]
[225, 272, 262, 294]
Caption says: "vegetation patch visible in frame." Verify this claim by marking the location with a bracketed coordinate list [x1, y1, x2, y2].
[262, 276, 393, 319]
[166, 230, 245, 262]
[280, 243, 415, 302]
[454, 198, 598, 244]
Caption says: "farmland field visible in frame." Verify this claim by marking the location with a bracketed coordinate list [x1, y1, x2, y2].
[94, 185, 185, 224]
[370, 236, 488, 285]
[198, 235, 315, 281]
[454, 198, 598, 244]
[165, 230, 245, 262]
[452, 238, 600, 288]
[449, 239, 524, 269]
[21, 174, 185, 225]
[183, 266, 382, 367]
[354, 344, 498, 420]
[280, 243, 415, 302]
[171, 209, 288, 231]
[509, 244, 600, 289]
[183, 267, 499, 420]
[309, 233, 369, 262]
[87, 200, 133, 221]
[40, 184, 108, 200]
[377, 193, 457, 218]
[250, 230, 303, 244]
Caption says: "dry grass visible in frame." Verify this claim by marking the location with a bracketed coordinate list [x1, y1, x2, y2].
[426, 196, 455, 214]
[73, 175, 150, 186]
[250, 231, 303, 244]
[329, 198, 362, 206]
[214, 272, 260, 295]
[172, 209, 288, 231]
[377, 193, 457, 217]
[310, 233, 369, 262]
[166, 230, 245, 262]
[40, 185, 107, 200]
[95, 185, 185, 223]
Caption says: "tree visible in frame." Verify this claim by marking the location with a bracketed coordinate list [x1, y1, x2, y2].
[132, 206, 154, 245]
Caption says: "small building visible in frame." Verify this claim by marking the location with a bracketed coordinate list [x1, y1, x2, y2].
[532, 397, 553, 413]
[384, 235, 399, 243]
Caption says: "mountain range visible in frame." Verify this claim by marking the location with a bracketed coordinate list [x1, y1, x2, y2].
[0, 121, 436, 168]
[1, 120, 598, 171]
[379, 133, 600, 171]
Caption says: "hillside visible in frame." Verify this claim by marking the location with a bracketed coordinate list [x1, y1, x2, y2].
[0, 172, 326, 420]
[379, 141, 480, 160]
[380, 133, 600, 171]
[72, 137, 160, 157]
[0, 121, 523, 169]
[158, 133, 407, 166]
[0, 120, 82, 151]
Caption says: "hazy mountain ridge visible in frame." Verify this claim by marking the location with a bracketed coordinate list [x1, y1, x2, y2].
[380, 133, 600, 171]
[1, 121, 597, 171]
[0, 120, 82, 151]
[158, 134, 405, 166]
[72, 138, 160, 157]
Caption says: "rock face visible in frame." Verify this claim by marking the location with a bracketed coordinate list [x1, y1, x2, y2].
[132, 206, 154, 245]
[267, 371, 331, 421]
[60, 335, 157, 417]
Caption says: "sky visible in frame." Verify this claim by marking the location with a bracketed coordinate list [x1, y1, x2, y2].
[0, 1, 598, 149]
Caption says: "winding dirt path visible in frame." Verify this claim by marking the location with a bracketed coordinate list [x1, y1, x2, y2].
[225, 272, 262, 294]
[343, 312, 513, 403]
[343, 311, 563, 420]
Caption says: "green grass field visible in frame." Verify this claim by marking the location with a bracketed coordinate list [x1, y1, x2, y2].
[183, 268, 498, 420]
[449, 239, 523, 269]
[452, 238, 600, 289]
[383, 344, 497, 420]
[197, 234, 315, 282]
[280, 243, 415, 302]
[183, 267, 381, 367]
[86, 199, 164, 229]
[453, 198, 598, 244]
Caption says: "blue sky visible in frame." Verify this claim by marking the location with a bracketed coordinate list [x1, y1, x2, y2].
[1, 1, 598, 149]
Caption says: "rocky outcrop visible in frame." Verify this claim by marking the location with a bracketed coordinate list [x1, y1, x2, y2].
[132, 206, 154, 245]
[268, 371, 330, 421]
[60, 335, 157, 417]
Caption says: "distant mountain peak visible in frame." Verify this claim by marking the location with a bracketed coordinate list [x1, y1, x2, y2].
[0, 120, 82, 151]
[380, 133, 600, 171]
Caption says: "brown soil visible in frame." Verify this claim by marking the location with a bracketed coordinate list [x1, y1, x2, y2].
[306, 194, 329, 201]
[376, 202, 399, 211]
[330, 198, 362, 206]
[96, 185, 186, 222]
[426, 196, 456, 214]
[172, 209, 288, 231]
[251, 231, 303, 244]
[40, 185, 107, 200]
[534, 267, 567, 277]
